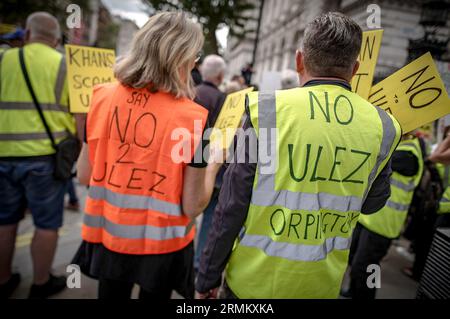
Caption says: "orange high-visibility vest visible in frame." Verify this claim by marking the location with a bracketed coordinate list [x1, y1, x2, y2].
[82, 83, 208, 255]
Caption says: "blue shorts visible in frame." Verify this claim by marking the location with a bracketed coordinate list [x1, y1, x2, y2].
[0, 160, 65, 230]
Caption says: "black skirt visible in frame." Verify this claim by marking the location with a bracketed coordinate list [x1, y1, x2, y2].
[71, 240, 195, 298]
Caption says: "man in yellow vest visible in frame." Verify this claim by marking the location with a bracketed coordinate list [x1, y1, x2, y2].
[430, 127, 450, 165]
[435, 163, 450, 227]
[0, 12, 77, 299]
[196, 12, 401, 299]
[345, 135, 423, 299]
[431, 127, 450, 228]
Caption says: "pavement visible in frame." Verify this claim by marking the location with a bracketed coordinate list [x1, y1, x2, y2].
[9, 182, 419, 299]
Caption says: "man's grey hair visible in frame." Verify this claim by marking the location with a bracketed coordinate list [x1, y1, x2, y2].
[200, 55, 226, 81]
[281, 69, 299, 89]
[26, 12, 61, 41]
[300, 12, 362, 78]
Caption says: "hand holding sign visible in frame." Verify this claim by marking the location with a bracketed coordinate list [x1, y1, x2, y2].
[369, 53, 450, 133]
[65, 44, 116, 113]
[210, 87, 254, 150]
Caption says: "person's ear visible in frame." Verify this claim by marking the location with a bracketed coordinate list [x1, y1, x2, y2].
[24, 29, 31, 43]
[296, 50, 305, 75]
[53, 38, 60, 48]
[351, 61, 360, 77]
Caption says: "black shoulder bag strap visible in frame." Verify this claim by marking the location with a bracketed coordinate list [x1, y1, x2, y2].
[0, 51, 5, 97]
[18, 47, 57, 150]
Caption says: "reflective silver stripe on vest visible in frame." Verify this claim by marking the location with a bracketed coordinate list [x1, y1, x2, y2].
[239, 234, 352, 262]
[0, 101, 69, 112]
[400, 142, 419, 150]
[362, 108, 398, 201]
[54, 57, 66, 105]
[83, 214, 187, 240]
[390, 178, 416, 192]
[441, 197, 450, 203]
[385, 200, 410, 212]
[252, 189, 363, 212]
[0, 130, 68, 141]
[251, 92, 364, 212]
[88, 186, 182, 216]
[256, 92, 277, 190]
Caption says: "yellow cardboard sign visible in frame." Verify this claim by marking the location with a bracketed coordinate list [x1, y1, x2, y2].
[65, 44, 115, 113]
[351, 29, 383, 99]
[211, 87, 254, 149]
[369, 53, 450, 133]
[0, 24, 16, 35]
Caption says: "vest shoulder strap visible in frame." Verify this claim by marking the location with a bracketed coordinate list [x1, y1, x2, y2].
[54, 56, 66, 105]
[0, 50, 4, 97]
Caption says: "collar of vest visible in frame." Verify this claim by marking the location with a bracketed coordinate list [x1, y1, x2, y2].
[302, 79, 352, 91]
[202, 81, 219, 89]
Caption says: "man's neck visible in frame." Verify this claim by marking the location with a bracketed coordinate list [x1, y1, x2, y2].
[26, 38, 55, 48]
[204, 80, 220, 88]
[300, 75, 350, 86]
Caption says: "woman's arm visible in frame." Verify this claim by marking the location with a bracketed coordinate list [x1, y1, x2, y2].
[76, 143, 92, 185]
[182, 162, 222, 219]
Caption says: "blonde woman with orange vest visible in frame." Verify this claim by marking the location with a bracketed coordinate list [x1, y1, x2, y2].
[72, 12, 222, 299]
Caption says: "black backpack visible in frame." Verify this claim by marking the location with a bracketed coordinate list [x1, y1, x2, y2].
[404, 158, 443, 241]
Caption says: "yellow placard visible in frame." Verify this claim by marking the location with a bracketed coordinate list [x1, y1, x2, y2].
[0, 24, 16, 35]
[369, 52, 450, 133]
[211, 87, 254, 149]
[65, 44, 116, 113]
[351, 29, 383, 99]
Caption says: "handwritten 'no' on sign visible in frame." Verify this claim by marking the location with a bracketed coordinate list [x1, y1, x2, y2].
[65, 44, 116, 113]
[369, 52, 450, 133]
[211, 87, 254, 149]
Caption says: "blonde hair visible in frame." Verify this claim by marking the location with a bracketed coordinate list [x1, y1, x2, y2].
[114, 12, 204, 99]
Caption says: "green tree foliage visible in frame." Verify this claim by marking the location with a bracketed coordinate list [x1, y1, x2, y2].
[0, 0, 90, 27]
[147, 0, 256, 54]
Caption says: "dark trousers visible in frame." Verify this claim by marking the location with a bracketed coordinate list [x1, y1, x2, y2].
[65, 178, 79, 204]
[98, 278, 172, 300]
[220, 280, 238, 299]
[349, 223, 392, 299]
[194, 194, 219, 270]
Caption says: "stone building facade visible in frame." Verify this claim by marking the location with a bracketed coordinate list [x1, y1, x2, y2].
[225, 0, 450, 85]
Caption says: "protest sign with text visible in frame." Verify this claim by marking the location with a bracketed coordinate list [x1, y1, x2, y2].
[211, 87, 254, 149]
[65, 44, 115, 113]
[351, 29, 383, 100]
[369, 52, 450, 133]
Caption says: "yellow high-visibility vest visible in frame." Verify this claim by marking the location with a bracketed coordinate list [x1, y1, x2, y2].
[437, 163, 450, 214]
[225, 85, 401, 298]
[0, 43, 76, 157]
[359, 138, 424, 238]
